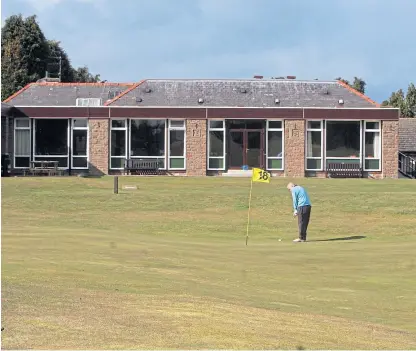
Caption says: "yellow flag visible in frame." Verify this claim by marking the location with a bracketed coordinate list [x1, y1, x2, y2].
[252, 168, 271, 183]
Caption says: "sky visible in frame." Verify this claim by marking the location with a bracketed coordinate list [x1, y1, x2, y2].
[1, 0, 415, 103]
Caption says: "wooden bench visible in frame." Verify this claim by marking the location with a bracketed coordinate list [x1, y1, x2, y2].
[326, 162, 363, 178]
[124, 159, 164, 175]
[24, 160, 64, 176]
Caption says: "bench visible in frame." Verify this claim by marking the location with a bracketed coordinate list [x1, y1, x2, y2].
[124, 159, 164, 175]
[326, 162, 363, 178]
[23, 160, 64, 176]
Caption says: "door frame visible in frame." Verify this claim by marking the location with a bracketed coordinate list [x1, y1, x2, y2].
[227, 128, 265, 169]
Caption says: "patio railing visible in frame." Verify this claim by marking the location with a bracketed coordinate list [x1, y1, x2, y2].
[398, 152, 416, 179]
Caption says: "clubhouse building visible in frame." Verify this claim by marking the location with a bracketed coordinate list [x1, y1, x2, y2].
[1, 77, 399, 178]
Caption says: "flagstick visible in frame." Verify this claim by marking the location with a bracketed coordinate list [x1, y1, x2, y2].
[246, 179, 254, 246]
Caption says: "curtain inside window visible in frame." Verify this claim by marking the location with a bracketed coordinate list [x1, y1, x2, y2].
[15, 129, 30, 155]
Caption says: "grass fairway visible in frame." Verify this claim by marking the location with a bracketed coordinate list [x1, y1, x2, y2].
[1, 176, 416, 349]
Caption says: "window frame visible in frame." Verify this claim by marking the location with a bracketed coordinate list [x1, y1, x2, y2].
[305, 120, 324, 171]
[71, 118, 89, 170]
[266, 120, 284, 171]
[33, 118, 70, 169]
[207, 120, 226, 171]
[128, 118, 167, 170]
[363, 120, 382, 171]
[110, 118, 128, 170]
[13, 118, 31, 169]
[167, 119, 186, 170]
[324, 120, 363, 168]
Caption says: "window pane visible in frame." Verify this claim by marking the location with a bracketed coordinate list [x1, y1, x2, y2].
[111, 130, 126, 156]
[366, 122, 379, 130]
[307, 131, 321, 157]
[35, 119, 68, 155]
[34, 156, 68, 168]
[72, 157, 88, 168]
[267, 159, 282, 169]
[169, 120, 185, 128]
[365, 159, 380, 170]
[73, 130, 87, 156]
[209, 120, 224, 129]
[169, 130, 184, 156]
[16, 119, 30, 128]
[169, 158, 184, 169]
[326, 121, 360, 158]
[15, 129, 31, 155]
[267, 131, 283, 157]
[306, 159, 321, 170]
[208, 158, 224, 169]
[308, 121, 321, 129]
[111, 157, 124, 169]
[209, 131, 224, 157]
[15, 156, 30, 168]
[112, 119, 125, 128]
[268, 121, 282, 129]
[73, 119, 88, 128]
[365, 131, 380, 158]
[130, 119, 165, 157]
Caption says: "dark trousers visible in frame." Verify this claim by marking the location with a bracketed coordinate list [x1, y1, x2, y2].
[297, 205, 311, 240]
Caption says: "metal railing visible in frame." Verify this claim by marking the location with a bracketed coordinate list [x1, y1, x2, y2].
[398, 152, 416, 178]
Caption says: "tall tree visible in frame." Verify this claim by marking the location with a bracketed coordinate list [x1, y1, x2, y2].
[1, 14, 101, 100]
[1, 14, 49, 100]
[351, 77, 366, 94]
[336, 77, 366, 94]
[382, 84, 415, 117]
[72, 66, 100, 83]
[47, 40, 74, 82]
[405, 83, 416, 117]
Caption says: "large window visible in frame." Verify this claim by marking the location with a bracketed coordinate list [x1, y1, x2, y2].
[14, 118, 31, 168]
[110, 119, 127, 169]
[306, 121, 323, 170]
[364, 121, 381, 171]
[266, 120, 284, 170]
[34, 119, 69, 168]
[130, 119, 166, 169]
[207, 120, 225, 170]
[168, 120, 186, 170]
[71, 119, 88, 169]
[326, 121, 361, 166]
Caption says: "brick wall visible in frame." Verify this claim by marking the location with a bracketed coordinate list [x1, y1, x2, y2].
[89, 119, 109, 175]
[284, 120, 305, 177]
[186, 119, 207, 176]
[382, 120, 399, 178]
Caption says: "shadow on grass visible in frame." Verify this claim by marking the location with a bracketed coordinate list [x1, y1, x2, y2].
[309, 235, 366, 242]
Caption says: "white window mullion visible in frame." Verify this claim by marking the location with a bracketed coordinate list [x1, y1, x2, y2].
[71, 118, 89, 170]
[168, 119, 186, 170]
[363, 121, 381, 171]
[13, 118, 31, 169]
[306, 120, 323, 171]
[266, 120, 284, 171]
[110, 119, 127, 170]
[207, 120, 225, 171]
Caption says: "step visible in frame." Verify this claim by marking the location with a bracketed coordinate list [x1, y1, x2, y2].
[222, 170, 253, 177]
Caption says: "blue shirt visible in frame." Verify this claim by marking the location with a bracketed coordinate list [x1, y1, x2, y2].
[291, 185, 311, 210]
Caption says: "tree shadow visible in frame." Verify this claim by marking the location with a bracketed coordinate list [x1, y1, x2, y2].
[309, 235, 366, 242]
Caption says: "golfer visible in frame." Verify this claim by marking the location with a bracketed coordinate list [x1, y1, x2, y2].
[287, 183, 311, 242]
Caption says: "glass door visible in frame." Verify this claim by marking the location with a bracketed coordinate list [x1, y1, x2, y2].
[246, 130, 262, 168]
[229, 130, 244, 168]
